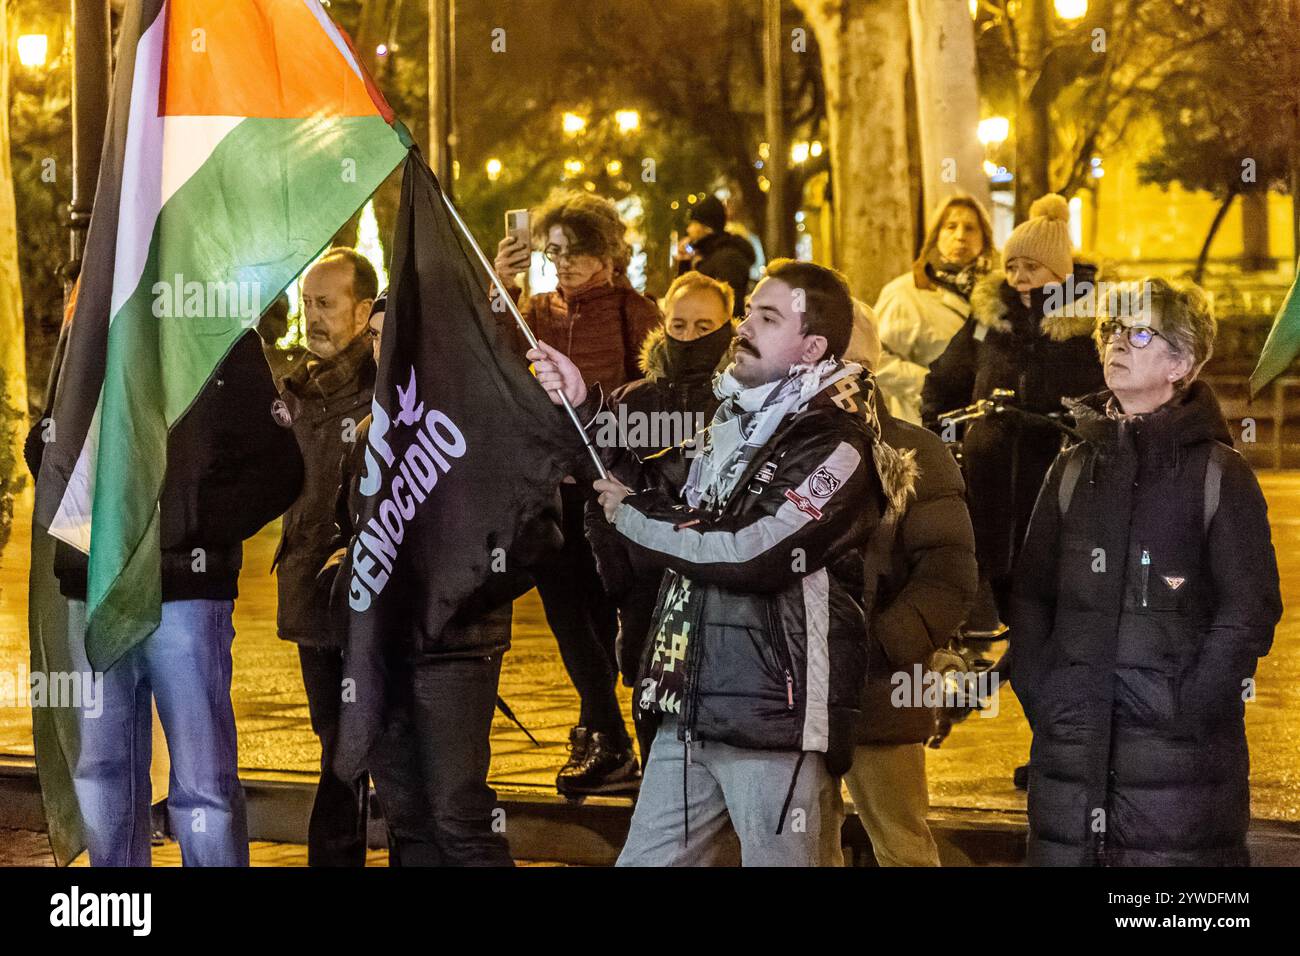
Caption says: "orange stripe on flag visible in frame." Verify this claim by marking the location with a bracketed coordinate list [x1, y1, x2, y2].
[163, 0, 380, 118]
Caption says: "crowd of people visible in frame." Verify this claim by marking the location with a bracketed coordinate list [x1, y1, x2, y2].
[42, 183, 1282, 868]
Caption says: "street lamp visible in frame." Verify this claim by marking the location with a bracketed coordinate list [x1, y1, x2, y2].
[978, 116, 1010, 146]
[605, 159, 622, 176]
[16, 34, 48, 68]
[1054, 0, 1087, 20]
[563, 158, 584, 177]
[615, 109, 640, 134]
[485, 157, 502, 181]
[790, 141, 810, 164]
[562, 112, 587, 136]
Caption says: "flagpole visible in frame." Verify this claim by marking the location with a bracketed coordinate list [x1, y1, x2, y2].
[440, 191, 609, 481]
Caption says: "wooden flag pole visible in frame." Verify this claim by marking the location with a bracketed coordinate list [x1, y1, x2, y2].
[440, 190, 608, 480]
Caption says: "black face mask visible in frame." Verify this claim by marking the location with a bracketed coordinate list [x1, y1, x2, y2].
[664, 322, 734, 382]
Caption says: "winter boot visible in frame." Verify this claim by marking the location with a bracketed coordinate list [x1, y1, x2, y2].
[556, 730, 641, 796]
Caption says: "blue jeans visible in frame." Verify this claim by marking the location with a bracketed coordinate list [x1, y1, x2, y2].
[67, 598, 248, 866]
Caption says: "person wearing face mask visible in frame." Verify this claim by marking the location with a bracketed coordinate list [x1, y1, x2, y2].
[1009, 279, 1280, 865]
[492, 191, 662, 796]
[586, 271, 736, 765]
[873, 195, 998, 425]
[921, 194, 1104, 646]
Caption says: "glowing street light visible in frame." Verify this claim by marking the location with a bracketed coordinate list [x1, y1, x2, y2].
[562, 112, 587, 136]
[790, 141, 811, 164]
[17, 34, 48, 68]
[809, 140, 823, 158]
[615, 109, 640, 134]
[978, 116, 1010, 146]
[485, 158, 503, 181]
[605, 159, 623, 176]
[563, 158, 584, 177]
[1054, 0, 1088, 20]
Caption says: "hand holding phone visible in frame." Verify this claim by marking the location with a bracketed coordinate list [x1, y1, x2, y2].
[495, 209, 532, 284]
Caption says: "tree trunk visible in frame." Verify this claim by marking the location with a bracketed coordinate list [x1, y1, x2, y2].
[1240, 189, 1271, 272]
[908, 0, 990, 214]
[795, 0, 915, 303]
[1194, 188, 1238, 285]
[1014, 0, 1052, 222]
[0, 4, 28, 425]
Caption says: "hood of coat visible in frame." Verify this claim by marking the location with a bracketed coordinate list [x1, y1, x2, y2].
[694, 229, 758, 267]
[637, 322, 736, 383]
[1065, 379, 1233, 468]
[970, 261, 1100, 342]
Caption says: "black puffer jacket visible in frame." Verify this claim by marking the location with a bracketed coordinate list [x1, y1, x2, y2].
[856, 398, 978, 745]
[587, 322, 734, 681]
[603, 369, 913, 774]
[1009, 382, 1281, 865]
[44, 332, 303, 600]
[921, 266, 1105, 588]
[680, 231, 756, 316]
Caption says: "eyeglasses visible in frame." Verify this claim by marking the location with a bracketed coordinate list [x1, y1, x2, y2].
[1099, 320, 1168, 349]
[542, 244, 592, 265]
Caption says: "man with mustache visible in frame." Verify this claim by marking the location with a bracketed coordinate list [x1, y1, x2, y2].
[530, 260, 914, 866]
[275, 247, 378, 866]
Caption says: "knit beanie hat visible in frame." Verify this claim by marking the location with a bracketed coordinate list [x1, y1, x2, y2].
[1003, 193, 1073, 280]
[690, 195, 728, 234]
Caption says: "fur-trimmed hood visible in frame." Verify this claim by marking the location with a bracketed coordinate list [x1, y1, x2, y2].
[637, 322, 736, 382]
[970, 261, 1100, 342]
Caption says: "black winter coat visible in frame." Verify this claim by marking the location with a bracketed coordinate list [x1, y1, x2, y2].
[44, 331, 303, 600]
[586, 322, 733, 682]
[921, 267, 1105, 587]
[856, 399, 978, 745]
[1009, 382, 1281, 866]
[680, 231, 756, 316]
[274, 333, 375, 647]
[601, 370, 908, 775]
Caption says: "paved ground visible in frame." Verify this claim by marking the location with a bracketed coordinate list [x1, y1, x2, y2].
[0, 828, 565, 867]
[2, 471, 1300, 824]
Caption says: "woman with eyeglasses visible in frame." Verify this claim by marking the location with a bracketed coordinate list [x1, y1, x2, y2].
[1008, 277, 1280, 865]
[492, 190, 662, 797]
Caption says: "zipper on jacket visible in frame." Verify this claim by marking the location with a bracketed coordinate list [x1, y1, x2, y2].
[766, 600, 796, 711]
[1140, 549, 1151, 607]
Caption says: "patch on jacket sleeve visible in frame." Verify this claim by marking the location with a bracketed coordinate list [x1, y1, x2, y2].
[1162, 575, 1186, 591]
[808, 465, 842, 499]
[785, 488, 823, 520]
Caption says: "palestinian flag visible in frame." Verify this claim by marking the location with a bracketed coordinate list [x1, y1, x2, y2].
[30, 0, 407, 863]
[1250, 266, 1300, 396]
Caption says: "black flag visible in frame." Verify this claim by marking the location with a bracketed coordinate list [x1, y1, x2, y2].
[334, 154, 580, 778]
